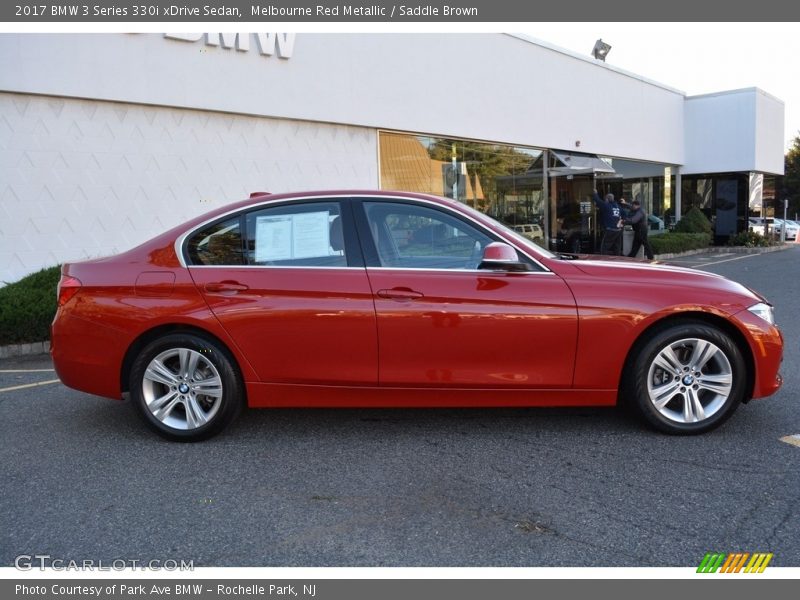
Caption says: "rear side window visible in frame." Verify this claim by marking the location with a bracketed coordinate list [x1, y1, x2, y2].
[244, 202, 346, 267]
[186, 217, 243, 266]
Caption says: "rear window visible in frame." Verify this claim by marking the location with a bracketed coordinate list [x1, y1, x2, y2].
[186, 217, 243, 266]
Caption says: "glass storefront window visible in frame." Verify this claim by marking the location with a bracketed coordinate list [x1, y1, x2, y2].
[379, 131, 673, 254]
[379, 132, 546, 247]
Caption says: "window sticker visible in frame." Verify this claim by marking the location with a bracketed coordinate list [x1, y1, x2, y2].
[254, 211, 331, 262]
[255, 215, 292, 262]
[292, 211, 330, 259]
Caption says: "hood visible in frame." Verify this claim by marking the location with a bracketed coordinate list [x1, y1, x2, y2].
[563, 257, 766, 305]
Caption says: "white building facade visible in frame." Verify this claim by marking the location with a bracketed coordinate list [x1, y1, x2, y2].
[0, 33, 785, 283]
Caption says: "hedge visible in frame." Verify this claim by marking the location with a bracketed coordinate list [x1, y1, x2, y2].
[728, 230, 769, 248]
[674, 206, 712, 234]
[0, 266, 61, 345]
[650, 233, 712, 255]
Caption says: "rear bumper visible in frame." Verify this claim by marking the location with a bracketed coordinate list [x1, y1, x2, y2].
[51, 309, 128, 400]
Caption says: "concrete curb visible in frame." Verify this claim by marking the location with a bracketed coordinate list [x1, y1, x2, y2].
[654, 243, 794, 261]
[0, 340, 51, 359]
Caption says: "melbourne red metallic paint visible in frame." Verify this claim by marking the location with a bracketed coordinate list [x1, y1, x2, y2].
[243, 383, 618, 409]
[365, 268, 577, 388]
[51, 190, 783, 410]
[188, 267, 379, 386]
[51, 255, 260, 398]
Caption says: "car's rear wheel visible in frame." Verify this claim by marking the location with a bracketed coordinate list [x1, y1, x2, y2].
[129, 333, 243, 441]
[626, 321, 747, 434]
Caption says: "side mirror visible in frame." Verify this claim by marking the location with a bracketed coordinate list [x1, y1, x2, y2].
[478, 242, 531, 272]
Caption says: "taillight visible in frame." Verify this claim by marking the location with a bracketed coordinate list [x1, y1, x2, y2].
[57, 275, 82, 307]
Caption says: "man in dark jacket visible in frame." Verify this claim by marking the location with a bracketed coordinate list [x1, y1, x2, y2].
[593, 188, 622, 255]
[624, 198, 655, 259]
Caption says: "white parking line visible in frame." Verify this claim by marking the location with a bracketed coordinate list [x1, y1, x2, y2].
[0, 379, 61, 393]
[696, 253, 734, 260]
[0, 369, 56, 373]
[696, 253, 765, 268]
[779, 434, 800, 448]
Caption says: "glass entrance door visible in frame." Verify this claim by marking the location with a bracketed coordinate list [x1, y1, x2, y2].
[549, 174, 597, 253]
[548, 175, 625, 254]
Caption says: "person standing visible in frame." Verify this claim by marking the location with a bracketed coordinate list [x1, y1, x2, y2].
[593, 188, 623, 255]
[624, 198, 655, 259]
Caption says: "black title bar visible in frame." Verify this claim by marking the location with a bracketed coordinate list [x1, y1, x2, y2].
[5, 0, 800, 22]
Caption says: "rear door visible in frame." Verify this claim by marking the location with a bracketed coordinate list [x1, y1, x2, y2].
[186, 198, 378, 386]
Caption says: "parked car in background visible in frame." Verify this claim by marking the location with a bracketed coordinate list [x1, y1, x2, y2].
[648, 214, 666, 233]
[748, 217, 772, 236]
[51, 190, 783, 441]
[773, 218, 798, 241]
[786, 220, 800, 240]
[512, 223, 545, 241]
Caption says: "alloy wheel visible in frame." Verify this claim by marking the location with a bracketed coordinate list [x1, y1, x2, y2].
[646, 337, 733, 424]
[141, 347, 223, 430]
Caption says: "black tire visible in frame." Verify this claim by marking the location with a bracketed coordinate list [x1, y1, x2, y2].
[129, 333, 243, 441]
[624, 321, 747, 435]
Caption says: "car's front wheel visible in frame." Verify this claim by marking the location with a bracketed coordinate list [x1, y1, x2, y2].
[129, 333, 243, 441]
[626, 321, 747, 434]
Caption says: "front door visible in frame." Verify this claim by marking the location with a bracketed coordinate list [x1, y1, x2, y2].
[356, 199, 578, 389]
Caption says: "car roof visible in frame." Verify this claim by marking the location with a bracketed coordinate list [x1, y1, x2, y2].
[169, 190, 462, 235]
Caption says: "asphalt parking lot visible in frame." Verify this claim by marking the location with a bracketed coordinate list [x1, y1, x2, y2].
[1, 247, 798, 568]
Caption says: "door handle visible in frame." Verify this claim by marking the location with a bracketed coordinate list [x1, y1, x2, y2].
[376, 287, 424, 300]
[205, 281, 249, 294]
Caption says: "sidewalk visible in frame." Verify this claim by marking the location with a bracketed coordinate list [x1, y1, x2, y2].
[654, 242, 795, 261]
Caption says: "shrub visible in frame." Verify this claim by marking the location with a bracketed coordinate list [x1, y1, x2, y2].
[650, 233, 711, 255]
[728, 230, 769, 248]
[674, 207, 712, 235]
[0, 266, 61, 345]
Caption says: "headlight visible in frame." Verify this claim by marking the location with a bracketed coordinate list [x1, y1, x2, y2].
[748, 302, 775, 326]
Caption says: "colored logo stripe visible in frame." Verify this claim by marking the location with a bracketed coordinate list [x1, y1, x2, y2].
[697, 553, 726, 573]
[720, 553, 749, 573]
[745, 553, 773, 573]
[697, 552, 773, 573]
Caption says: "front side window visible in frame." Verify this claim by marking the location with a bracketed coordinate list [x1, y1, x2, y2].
[245, 202, 346, 267]
[364, 202, 493, 270]
[186, 217, 243, 266]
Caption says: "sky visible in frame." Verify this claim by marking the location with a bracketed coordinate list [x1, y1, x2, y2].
[523, 23, 799, 151]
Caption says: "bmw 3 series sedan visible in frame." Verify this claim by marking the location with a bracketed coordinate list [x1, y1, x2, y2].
[51, 191, 783, 441]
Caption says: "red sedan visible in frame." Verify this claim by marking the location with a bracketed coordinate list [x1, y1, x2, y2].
[51, 191, 783, 441]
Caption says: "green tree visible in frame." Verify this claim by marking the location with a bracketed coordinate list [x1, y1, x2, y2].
[783, 133, 800, 220]
[427, 139, 538, 213]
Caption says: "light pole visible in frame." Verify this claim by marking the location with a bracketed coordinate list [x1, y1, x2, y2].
[782, 198, 788, 243]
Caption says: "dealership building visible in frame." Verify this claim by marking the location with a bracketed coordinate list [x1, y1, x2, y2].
[0, 33, 785, 284]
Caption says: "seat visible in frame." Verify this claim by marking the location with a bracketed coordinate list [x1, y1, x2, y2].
[329, 216, 344, 253]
